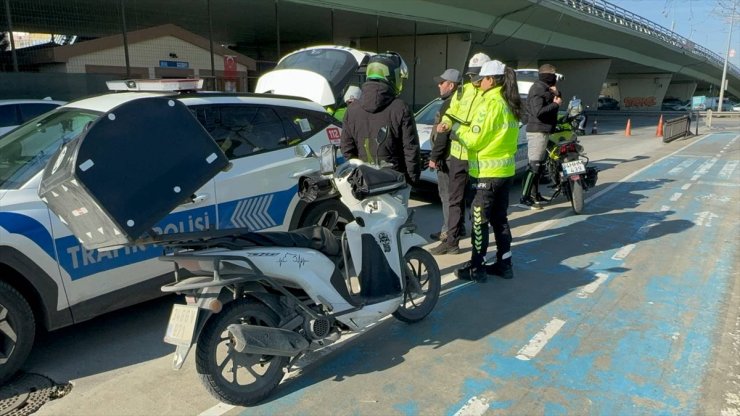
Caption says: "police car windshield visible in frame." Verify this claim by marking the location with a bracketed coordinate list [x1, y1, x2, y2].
[0, 108, 100, 189]
[276, 49, 361, 103]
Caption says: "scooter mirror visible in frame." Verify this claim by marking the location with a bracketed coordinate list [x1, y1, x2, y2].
[319, 144, 337, 175]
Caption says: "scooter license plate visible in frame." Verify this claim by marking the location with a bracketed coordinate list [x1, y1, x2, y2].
[562, 160, 586, 175]
[164, 304, 199, 347]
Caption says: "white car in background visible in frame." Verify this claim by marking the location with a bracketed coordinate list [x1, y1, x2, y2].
[415, 97, 529, 185]
[0, 98, 66, 136]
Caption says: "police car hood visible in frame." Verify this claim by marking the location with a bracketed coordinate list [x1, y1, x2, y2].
[255, 69, 336, 106]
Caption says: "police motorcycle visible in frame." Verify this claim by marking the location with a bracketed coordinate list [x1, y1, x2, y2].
[544, 112, 599, 214]
[37, 96, 440, 406]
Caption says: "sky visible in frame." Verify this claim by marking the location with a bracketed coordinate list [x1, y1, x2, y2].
[608, 0, 740, 68]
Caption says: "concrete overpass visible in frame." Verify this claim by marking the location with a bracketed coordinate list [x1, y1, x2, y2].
[2, 0, 738, 110]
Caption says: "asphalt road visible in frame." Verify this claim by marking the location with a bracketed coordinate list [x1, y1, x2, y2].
[15, 114, 740, 416]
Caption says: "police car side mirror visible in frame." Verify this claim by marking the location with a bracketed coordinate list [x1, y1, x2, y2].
[295, 144, 316, 159]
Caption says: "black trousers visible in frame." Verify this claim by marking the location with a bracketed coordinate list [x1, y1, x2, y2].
[445, 156, 470, 245]
[470, 177, 513, 268]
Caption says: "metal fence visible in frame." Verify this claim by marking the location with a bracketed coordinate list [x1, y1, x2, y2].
[551, 0, 740, 78]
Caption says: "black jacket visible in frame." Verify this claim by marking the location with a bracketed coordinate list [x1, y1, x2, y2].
[525, 80, 560, 133]
[340, 81, 421, 182]
[428, 91, 454, 165]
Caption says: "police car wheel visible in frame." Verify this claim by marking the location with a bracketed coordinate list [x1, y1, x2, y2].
[299, 199, 352, 235]
[0, 281, 36, 384]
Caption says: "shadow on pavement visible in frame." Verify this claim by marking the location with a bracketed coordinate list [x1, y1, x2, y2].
[259, 189, 694, 405]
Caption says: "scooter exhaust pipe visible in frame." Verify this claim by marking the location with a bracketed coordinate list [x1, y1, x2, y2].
[227, 324, 309, 356]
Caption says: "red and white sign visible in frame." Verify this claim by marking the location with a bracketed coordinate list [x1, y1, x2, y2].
[326, 127, 341, 145]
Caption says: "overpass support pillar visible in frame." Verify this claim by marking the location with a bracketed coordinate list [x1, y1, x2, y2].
[618, 74, 673, 111]
[550, 59, 611, 111]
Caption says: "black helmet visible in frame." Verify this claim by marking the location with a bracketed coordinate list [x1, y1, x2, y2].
[366, 51, 409, 95]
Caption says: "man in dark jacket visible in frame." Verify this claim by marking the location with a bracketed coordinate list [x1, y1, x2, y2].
[520, 63, 563, 209]
[427, 68, 460, 243]
[340, 52, 421, 186]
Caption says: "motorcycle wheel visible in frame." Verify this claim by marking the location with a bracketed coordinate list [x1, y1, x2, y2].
[393, 247, 441, 323]
[570, 178, 585, 214]
[195, 299, 289, 406]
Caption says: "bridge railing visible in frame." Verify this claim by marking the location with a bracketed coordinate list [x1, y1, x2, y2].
[550, 0, 740, 78]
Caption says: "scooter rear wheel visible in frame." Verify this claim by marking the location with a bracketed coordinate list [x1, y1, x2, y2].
[195, 299, 289, 406]
[393, 247, 441, 323]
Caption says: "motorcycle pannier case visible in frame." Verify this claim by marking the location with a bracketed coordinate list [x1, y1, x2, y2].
[38, 97, 229, 251]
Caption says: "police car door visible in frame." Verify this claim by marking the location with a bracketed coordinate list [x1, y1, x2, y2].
[198, 103, 333, 231]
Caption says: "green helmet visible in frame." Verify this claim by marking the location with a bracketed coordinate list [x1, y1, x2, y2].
[366, 52, 409, 95]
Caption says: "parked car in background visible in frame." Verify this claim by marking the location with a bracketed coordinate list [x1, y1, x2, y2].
[597, 96, 620, 110]
[0, 98, 66, 136]
[0, 78, 346, 384]
[414, 97, 528, 186]
[661, 98, 685, 111]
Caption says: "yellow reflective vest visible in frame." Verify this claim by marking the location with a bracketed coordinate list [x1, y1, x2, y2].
[457, 86, 519, 178]
[441, 82, 483, 161]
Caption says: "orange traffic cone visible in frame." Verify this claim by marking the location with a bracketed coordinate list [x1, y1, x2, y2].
[625, 118, 632, 136]
[590, 119, 598, 135]
[656, 114, 664, 137]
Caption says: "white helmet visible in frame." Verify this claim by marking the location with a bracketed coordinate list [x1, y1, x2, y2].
[466, 52, 491, 75]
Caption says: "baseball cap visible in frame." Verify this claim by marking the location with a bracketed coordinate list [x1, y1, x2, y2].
[466, 52, 491, 75]
[479, 60, 506, 77]
[433, 68, 461, 84]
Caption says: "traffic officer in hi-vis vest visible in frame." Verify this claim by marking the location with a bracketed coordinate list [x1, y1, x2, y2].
[430, 52, 491, 256]
[452, 59, 523, 283]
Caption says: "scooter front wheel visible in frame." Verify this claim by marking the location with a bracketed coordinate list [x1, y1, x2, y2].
[393, 247, 441, 323]
[195, 299, 289, 406]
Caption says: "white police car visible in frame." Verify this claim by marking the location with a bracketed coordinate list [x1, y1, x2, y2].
[0, 79, 346, 383]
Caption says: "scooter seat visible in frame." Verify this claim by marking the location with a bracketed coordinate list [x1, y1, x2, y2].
[247, 226, 341, 257]
[155, 226, 341, 257]
[199, 226, 339, 258]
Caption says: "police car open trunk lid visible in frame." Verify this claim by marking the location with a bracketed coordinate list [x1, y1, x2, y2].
[38, 97, 229, 251]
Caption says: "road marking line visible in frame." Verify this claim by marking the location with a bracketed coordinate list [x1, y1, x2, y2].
[668, 159, 697, 175]
[695, 158, 718, 175]
[670, 192, 683, 201]
[453, 396, 491, 416]
[199, 403, 235, 416]
[612, 244, 635, 260]
[516, 318, 566, 360]
[718, 160, 738, 180]
[681, 183, 692, 190]
[661, 205, 671, 212]
[577, 273, 609, 298]
[691, 175, 701, 181]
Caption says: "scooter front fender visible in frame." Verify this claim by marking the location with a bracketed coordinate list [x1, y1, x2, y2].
[401, 231, 427, 254]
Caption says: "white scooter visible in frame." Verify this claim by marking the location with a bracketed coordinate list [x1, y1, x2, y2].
[158, 143, 441, 406]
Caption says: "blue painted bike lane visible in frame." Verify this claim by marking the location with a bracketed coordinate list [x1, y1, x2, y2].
[449, 131, 740, 415]
[231, 131, 738, 416]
